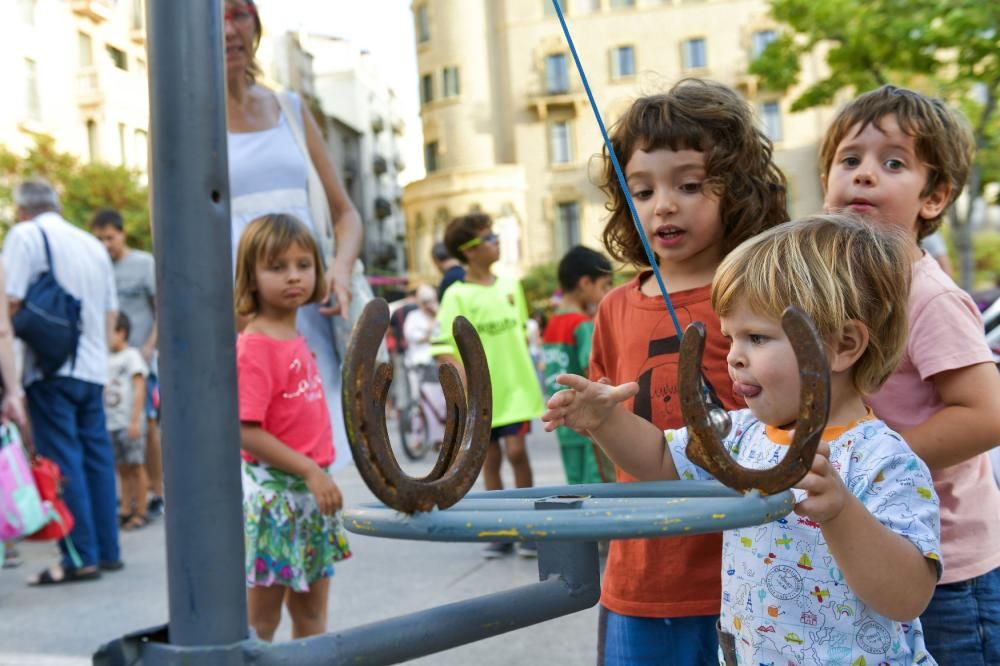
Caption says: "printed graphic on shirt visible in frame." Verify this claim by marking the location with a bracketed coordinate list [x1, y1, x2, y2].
[666, 410, 941, 665]
[632, 307, 724, 425]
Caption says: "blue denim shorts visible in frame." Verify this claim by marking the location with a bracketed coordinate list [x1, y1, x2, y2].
[920, 565, 1000, 665]
[597, 605, 720, 666]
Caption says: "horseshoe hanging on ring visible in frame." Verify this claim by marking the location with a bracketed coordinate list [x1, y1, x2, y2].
[679, 305, 831, 495]
[342, 299, 493, 513]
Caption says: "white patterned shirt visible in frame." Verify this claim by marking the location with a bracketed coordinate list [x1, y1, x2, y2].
[666, 409, 941, 666]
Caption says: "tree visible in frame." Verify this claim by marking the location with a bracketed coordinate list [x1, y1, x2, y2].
[750, 0, 1000, 289]
[0, 134, 151, 249]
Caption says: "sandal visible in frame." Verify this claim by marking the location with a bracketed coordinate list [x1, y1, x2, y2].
[119, 513, 134, 527]
[122, 515, 149, 531]
[99, 560, 125, 572]
[28, 564, 101, 586]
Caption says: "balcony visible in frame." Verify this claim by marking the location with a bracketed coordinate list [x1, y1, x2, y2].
[130, 28, 146, 45]
[76, 67, 104, 109]
[393, 154, 405, 172]
[71, 0, 115, 22]
[526, 82, 587, 120]
[371, 114, 385, 134]
[373, 155, 388, 176]
[391, 117, 405, 136]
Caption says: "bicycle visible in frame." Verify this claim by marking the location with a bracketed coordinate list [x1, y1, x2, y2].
[396, 363, 448, 461]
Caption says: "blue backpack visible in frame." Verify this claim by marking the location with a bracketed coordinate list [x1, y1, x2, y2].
[12, 225, 82, 378]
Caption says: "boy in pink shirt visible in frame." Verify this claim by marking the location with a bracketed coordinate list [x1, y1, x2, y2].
[821, 85, 1000, 663]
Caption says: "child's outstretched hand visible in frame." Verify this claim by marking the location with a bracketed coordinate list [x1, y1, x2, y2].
[792, 442, 849, 524]
[305, 465, 343, 515]
[542, 374, 639, 436]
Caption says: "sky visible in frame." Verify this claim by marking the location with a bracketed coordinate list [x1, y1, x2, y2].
[256, 0, 423, 183]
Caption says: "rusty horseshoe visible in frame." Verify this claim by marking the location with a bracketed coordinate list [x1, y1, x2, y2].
[679, 305, 831, 495]
[342, 299, 493, 513]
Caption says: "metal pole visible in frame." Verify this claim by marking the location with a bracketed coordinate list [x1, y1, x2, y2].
[146, 0, 248, 647]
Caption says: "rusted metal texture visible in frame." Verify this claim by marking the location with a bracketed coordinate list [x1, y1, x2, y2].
[342, 299, 493, 513]
[679, 306, 831, 495]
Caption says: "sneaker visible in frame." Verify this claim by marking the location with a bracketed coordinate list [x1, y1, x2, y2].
[482, 542, 514, 559]
[147, 495, 165, 518]
[516, 541, 538, 558]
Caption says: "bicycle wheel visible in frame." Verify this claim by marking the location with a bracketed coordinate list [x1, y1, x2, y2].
[398, 401, 431, 461]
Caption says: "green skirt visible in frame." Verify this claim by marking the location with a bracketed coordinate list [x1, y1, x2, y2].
[242, 461, 351, 592]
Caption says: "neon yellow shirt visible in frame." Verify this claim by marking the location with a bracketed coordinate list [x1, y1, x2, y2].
[431, 275, 545, 428]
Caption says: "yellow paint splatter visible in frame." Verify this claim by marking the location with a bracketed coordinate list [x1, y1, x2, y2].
[712, 513, 727, 519]
[478, 528, 520, 538]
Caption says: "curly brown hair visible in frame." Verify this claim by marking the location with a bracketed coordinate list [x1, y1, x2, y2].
[818, 85, 974, 240]
[600, 78, 788, 267]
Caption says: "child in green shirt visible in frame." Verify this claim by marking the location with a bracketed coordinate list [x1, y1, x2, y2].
[542, 246, 613, 485]
[431, 213, 546, 559]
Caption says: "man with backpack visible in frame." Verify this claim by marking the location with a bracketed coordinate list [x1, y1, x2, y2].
[2, 178, 121, 585]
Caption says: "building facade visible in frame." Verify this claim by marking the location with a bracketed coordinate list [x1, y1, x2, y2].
[0, 0, 150, 174]
[402, 0, 836, 281]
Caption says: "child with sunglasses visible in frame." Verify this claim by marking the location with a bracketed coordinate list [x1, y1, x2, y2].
[430, 213, 546, 559]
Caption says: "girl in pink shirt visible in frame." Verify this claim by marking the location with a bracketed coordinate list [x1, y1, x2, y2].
[234, 214, 351, 642]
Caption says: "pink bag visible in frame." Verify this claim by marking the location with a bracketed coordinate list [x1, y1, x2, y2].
[0, 423, 47, 540]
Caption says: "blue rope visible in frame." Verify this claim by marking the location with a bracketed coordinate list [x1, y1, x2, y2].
[551, 0, 683, 339]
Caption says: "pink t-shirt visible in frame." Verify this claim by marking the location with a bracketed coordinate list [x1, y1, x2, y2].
[236, 333, 334, 467]
[868, 253, 1000, 584]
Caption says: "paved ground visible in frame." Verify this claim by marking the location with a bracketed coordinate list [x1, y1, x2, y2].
[0, 420, 604, 665]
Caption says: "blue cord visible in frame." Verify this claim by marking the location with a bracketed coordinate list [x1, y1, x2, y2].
[551, 0, 683, 339]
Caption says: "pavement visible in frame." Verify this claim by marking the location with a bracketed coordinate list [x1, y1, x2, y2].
[0, 420, 603, 665]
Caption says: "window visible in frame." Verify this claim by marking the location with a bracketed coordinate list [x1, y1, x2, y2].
[543, 0, 567, 17]
[87, 120, 100, 162]
[134, 129, 149, 169]
[79, 32, 93, 67]
[415, 4, 430, 43]
[752, 30, 776, 58]
[545, 53, 569, 94]
[442, 66, 460, 98]
[760, 101, 782, 142]
[107, 45, 128, 71]
[557, 202, 581, 251]
[682, 38, 707, 69]
[424, 141, 439, 173]
[131, 0, 145, 31]
[420, 73, 434, 105]
[118, 123, 128, 165]
[611, 46, 636, 79]
[610, 0, 636, 7]
[24, 58, 40, 121]
[576, 0, 600, 14]
[549, 121, 572, 164]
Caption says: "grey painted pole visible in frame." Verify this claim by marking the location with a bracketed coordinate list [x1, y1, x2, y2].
[146, 0, 248, 647]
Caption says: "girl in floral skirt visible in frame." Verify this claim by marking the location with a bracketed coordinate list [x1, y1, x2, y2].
[233, 213, 351, 641]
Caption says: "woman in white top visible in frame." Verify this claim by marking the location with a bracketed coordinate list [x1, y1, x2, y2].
[224, 0, 362, 467]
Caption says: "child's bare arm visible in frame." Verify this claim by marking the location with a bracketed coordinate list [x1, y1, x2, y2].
[541, 374, 679, 481]
[128, 373, 146, 441]
[796, 443, 937, 620]
[240, 423, 341, 513]
[433, 353, 466, 388]
[902, 362, 1000, 469]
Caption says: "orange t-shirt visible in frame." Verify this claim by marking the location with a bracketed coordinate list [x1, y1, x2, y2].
[590, 274, 743, 618]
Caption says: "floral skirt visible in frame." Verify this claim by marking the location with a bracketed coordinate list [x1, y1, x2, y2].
[242, 461, 351, 592]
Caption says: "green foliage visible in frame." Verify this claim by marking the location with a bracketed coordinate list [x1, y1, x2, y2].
[752, 0, 999, 174]
[0, 134, 151, 249]
[521, 261, 559, 313]
[970, 231, 1000, 288]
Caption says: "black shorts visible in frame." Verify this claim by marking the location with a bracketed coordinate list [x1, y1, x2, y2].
[490, 420, 531, 442]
